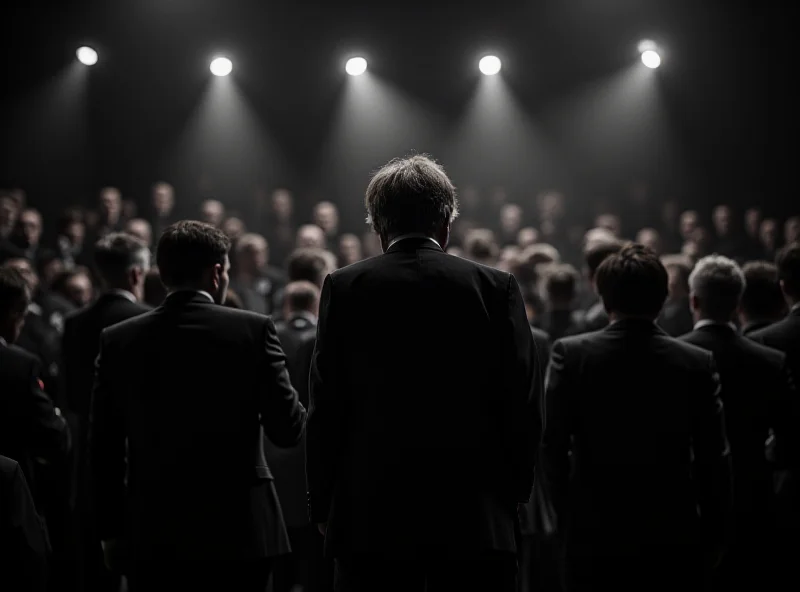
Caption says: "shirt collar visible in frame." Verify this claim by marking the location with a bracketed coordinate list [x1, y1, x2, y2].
[387, 234, 440, 251]
[288, 310, 318, 326]
[694, 319, 738, 332]
[792, 302, 800, 314]
[167, 289, 214, 303]
[0, 336, 6, 347]
[108, 289, 136, 303]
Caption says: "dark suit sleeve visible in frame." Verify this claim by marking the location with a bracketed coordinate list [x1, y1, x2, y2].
[690, 354, 733, 548]
[306, 274, 341, 523]
[25, 356, 70, 463]
[501, 275, 540, 503]
[258, 317, 307, 448]
[89, 333, 126, 541]
[769, 357, 800, 469]
[0, 461, 50, 592]
[539, 339, 572, 525]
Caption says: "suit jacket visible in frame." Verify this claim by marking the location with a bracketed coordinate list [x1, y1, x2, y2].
[0, 343, 70, 502]
[90, 291, 307, 561]
[750, 306, 800, 526]
[581, 301, 609, 333]
[681, 323, 797, 530]
[0, 455, 50, 592]
[741, 319, 774, 337]
[540, 320, 732, 556]
[541, 309, 583, 343]
[307, 237, 541, 557]
[61, 292, 150, 509]
[266, 313, 317, 528]
[658, 296, 694, 337]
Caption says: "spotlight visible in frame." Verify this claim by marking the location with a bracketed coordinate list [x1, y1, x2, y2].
[479, 55, 502, 76]
[210, 57, 233, 77]
[76, 46, 98, 66]
[345, 57, 367, 76]
[641, 50, 661, 69]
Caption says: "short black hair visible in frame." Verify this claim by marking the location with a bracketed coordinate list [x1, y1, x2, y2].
[585, 239, 624, 280]
[156, 221, 230, 288]
[0, 266, 30, 317]
[741, 261, 785, 320]
[596, 243, 668, 318]
[776, 241, 800, 298]
[287, 248, 329, 288]
[365, 154, 459, 239]
[543, 263, 578, 303]
[94, 232, 149, 286]
[284, 281, 320, 313]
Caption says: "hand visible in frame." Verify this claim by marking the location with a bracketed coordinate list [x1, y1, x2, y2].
[317, 522, 328, 536]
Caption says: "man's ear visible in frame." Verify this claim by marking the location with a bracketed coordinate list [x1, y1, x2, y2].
[211, 263, 223, 290]
[689, 293, 699, 313]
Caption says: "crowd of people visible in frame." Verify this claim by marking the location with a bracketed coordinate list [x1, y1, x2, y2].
[0, 157, 799, 592]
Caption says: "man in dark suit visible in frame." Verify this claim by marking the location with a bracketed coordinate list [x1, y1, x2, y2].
[750, 242, 800, 579]
[61, 233, 151, 591]
[270, 280, 328, 592]
[540, 244, 732, 592]
[540, 264, 583, 342]
[739, 260, 787, 336]
[0, 455, 50, 592]
[91, 221, 307, 592]
[307, 155, 541, 592]
[680, 254, 797, 590]
[0, 266, 70, 504]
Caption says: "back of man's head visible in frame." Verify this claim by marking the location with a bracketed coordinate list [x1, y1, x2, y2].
[365, 154, 459, 242]
[283, 281, 321, 317]
[688, 255, 745, 322]
[543, 263, 578, 308]
[596, 243, 668, 319]
[156, 220, 230, 289]
[463, 229, 498, 263]
[287, 248, 329, 289]
[585, 239, 623, 282]
[94, 232, 150, 289]
[740, 261, 785, 322]
[776, 241, 800, 302]
[0, 266, 31, 343]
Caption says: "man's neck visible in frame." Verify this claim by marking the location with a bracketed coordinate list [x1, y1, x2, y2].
[608, 313, 655, 323]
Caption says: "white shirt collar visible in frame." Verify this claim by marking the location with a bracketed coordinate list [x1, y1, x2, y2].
[387, 234, 440, 251]
[792, 302, 800, 314]
[167, 290, 215, 303]
[108, 289, 136, 303]
[694, 319, 737, 332]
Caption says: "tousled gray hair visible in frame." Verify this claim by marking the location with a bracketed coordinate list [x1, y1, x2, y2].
[688, 254, 746, 317]
[365, 154, 459, 239]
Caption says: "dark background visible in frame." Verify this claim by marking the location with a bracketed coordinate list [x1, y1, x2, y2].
[0, 0, 788, 229]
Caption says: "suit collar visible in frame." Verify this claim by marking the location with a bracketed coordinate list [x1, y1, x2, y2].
[288, 311, 317, 329]
[385, 235, 443, 254]
[605, 317, 666, 335]
[694, 319, 737, 333]
[103, 289, 137, 303]
[791, 302, 800, 316]
[162, 290, 215, 307]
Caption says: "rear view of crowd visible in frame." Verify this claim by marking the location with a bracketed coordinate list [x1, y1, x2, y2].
[1, 169, 799, 592]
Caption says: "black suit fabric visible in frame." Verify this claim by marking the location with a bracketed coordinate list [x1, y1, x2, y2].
[0, 455, 50, 592]
[90, 291, 306, 579]
[306, 237, 540, 590]
[681, 323, 797, 590]
[61, 292, 150, 591]
[0, 343, 69, 502]
[540, 320, 732, 592]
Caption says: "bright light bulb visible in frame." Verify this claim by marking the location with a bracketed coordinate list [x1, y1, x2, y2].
[210, 57, 233, 77]
[641, 50, 661, 69]
[479, 55, 502, 76]
[345, 57, 367, 76]
[76, 46, 98, 66]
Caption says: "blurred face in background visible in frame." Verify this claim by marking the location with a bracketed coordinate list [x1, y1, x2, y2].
[338, 234, 363, 266]
[18, 209, 42, 248]
[785, 217, 800, 244]
[200, 200, 225, 227]
[40, 258, 65, 290]
[744, 208, 762, 238]
[271, 190, 293, 222]
[538, 192, 565, 221]
[595, 214, 621, 238]
[99, 188, 122, 224]
[125, 219, 153, 248]
[64, 221, 85, 247]
[63, 271, 93, 308]
[4, 258, 39, 295]
[636, 228, 661, 255]
[0, 196, 19, 237]
[517, 227, 539, 249]
[222, 217, 246, 241]
[679, 210, 699, 241]
[152, 184, 175, 217]
[499, 204, 523, 236]
[296, 225, 326, 249]
[712, 205, 733, 236]
[760, 219, 778, 249]
[313, 202, 339, 237]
